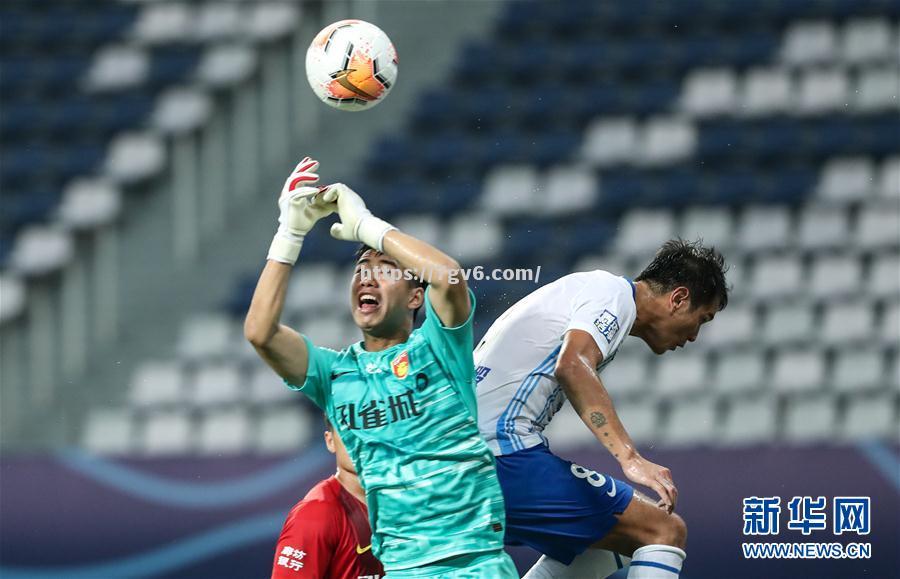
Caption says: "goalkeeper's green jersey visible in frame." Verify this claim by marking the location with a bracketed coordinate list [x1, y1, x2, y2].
[288, 288, 507, 571]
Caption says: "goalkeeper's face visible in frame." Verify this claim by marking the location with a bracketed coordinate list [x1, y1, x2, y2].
[350, 249, 425, 335]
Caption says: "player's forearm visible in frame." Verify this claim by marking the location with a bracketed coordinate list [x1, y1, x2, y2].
[381, 230, 462, 290]
[244, 260, 293, 347]
[557, 362, 639, 463]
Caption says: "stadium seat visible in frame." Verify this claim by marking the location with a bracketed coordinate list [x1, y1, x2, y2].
[394, 215, 445, 249]
[841, 18, 895, 65]
[302, 314, 357, 351]
[131, 3, 194, 46]
[679, 206, 735, 250]
[249, 364, 295, 405]
[680, 68, 738, 117]
[196, 44, 257, 88]
[284, 263, 339, 314]
[140, 409, 193, 455]
[243, 2, 300, 42]
[841, 392, 898, 441]
[761, 301, 816, 347]
[877, 157, 900, 201]
[58, 179, 122, 230]
[882, 301, 900, 346]
[615, 209, 677, 259]
[191, 364, 242, 407]
[543, 404, 596, 452]
[821, 301, 875, 346]
[712, 351, 766, 397]
[153, 87, 212, 134]
[796, 207, 850, 250]
[784, 395, 836, 442]
[749, 255, 803, 302]
[84, 45, 148, 92]
[447, 213, 503, 262]
[855, 205, 900, 250]
[700, 302, 756, 349]
[176, 314, 233, 360]
[615, 402, 659, 445]
[82, 408, 134, 455]
[665, 399, 717, 446]
[129, 360, 183, 408]
[580, 117, 638, 167]
[573, 253, 634, 277]
[543, 165, 598, 215]
[740, 67, 793, 117]
[8, 226, 74, 277]
[781, 21, 838, 66]
[104, 132, 166, 185]
[720, 396, 777, 445]
[654, 353, 708, 398]
[194, 2, 244, 41]
[636, 116, 697, 165]
[599, 353, 652, 399]
[869, 252, 900, 299]
[256, 407, 313, 453]
[197, 408, 251, 455]
[0, 274, 25, 323]
[796, 69, 850, 115]
[854, 66, 900, 113]
[831, 347, 886, 393]
[808, 254, 862, 300]
[771, 349, 826, 394]
[737, 206, 791, 253]
[479, 165, 539, 217]
[815, 157, 874, 204]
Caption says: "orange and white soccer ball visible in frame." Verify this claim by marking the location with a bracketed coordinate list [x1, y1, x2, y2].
[305, 20, 398, 111]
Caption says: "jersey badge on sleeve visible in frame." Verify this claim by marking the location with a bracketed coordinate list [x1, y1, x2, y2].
[391, 350, 409, 379]
[594, 310, 620, 344]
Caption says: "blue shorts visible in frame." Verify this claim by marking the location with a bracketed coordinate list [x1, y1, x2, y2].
[494, 444, 634, 565]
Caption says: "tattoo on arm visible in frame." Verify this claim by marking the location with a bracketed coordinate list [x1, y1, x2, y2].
[590, 411, 608, 429]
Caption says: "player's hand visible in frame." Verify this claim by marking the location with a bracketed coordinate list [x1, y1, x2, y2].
[268, 157, 336, 264]
[620, 455, 678, 514]
[324, 183, 395, 251]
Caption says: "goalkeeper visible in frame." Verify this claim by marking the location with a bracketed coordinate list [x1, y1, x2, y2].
[244, 156, 517, 578]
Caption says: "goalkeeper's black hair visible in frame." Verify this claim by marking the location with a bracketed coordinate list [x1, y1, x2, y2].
[354, 244, 427, 324]
[324, 414, 333, 432]
[635, 238, 730, 311]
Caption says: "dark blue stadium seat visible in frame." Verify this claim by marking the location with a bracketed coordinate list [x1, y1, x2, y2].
[148, 48, 201, 87]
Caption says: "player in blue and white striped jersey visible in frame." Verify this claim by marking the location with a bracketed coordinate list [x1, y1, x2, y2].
[475, 240, 729, 579]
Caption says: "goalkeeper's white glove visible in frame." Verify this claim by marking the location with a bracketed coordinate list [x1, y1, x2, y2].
[325, 183, 396, 252]
[267, 156, 336, 265]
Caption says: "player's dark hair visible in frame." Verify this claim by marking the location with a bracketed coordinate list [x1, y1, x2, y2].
[324, 414, 333, 432]
[635, 238, 729, 311]
[354, 244, 427, 323]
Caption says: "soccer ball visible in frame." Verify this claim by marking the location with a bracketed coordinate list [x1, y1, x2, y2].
[305, 19, 398, 111]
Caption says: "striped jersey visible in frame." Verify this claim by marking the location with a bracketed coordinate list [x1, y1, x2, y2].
[474, 271, 637, 456]
[289, 288, 507, 572]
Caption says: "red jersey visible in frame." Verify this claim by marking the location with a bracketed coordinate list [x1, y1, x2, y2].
[272, 476, 383, 579]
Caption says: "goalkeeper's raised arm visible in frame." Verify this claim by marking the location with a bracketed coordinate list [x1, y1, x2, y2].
[325, 182, 471, 328]
[243, 156, 335, 386]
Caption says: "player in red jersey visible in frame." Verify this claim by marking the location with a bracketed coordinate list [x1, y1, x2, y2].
[271, 418, 383, 579]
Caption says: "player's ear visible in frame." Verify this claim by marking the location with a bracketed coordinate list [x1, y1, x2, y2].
[324, 430, 336, 454]
[408, 285, 425, 311]
[670, 286, 690, 312]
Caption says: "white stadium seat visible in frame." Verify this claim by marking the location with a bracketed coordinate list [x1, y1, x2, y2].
[737, 206, 791, 253]
[543, 165, 598, 215]
[665, 399, 717, 446]
[104, 132, 166, 185]
[637, 116, 697, 165]
[761, 301, 816, 347]
[712, 351, 766, 397]
[256, 407, 314, 453]
[771, 349, 826, 394]
[615, 209, 676, 259]
[285, 263, 339, 313]
[749, 255, 803, 302]
[194, 3, 244, 41]
[841, 393, 899, 441]
[197, 408, 251, 455]
[820, 301, 875, 346]
[129, 360, 183, 408]
[249, 364, 295, 404]
[869, 253, 900, 299]
[681, 69, 738, 117]
[140, 410, 193, 455]
[680, 206, 734, 250]
[740, 67, 793, 116]
[177, 314, 233, 360]
[615, 402, 659, 445]
[815, 157, 874, 203]
[854, 66, 900, 113]
[395, 215, 445, 248]
[701, 303, 756, 349]
[831, 348, 886, 393]
[784, 395, 836, 442]
[720, 397, 777, 445]
[580, 117, 638, 167]
[302, 314, 357, 350]
[781, 21, 838, 66]
[196, 44, 258, 88]
[573, 254, 633, 278]
[855, 205, 900, 250]
[243, 2, 300, 41]
[543, 404, 596, 451]
[877, 157, 900, 201]
[191, 364, 242, 407]
[796, 207, 850, 250]
[84, 45, 148, 92]
[796, 69, 850, 115]
[881, 301, 900, 346]
[599, 353, 652, 399]
[480, 165, 539, 217]
[654, 353, 708, 398]
[841, 18, 895, 64]
[132, 2, 195, 45]
[808, 254, 862, 301]
[447, 213, 502, 262]
[82, 409, 134, 455]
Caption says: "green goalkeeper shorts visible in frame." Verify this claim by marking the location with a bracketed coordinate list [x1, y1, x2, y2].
[384, 550, 518, 578]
